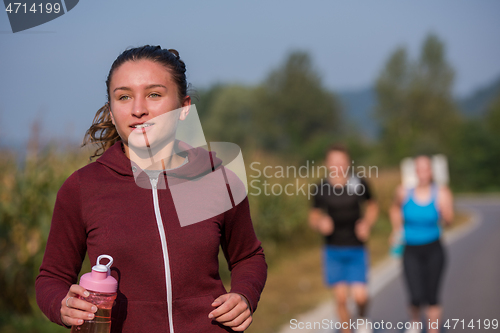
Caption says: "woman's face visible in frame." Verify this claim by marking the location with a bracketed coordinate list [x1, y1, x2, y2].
[415, 156, 433, 185]
[108, 59, 191, 153]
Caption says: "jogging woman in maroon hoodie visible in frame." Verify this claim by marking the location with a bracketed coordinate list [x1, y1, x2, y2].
[35, 45, 267, 333]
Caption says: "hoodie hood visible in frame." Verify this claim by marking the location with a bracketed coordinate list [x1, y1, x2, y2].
[96, 140, 223, 180]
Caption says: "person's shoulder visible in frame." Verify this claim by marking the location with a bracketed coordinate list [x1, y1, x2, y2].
[316, 178, 330, 187]
[347, 177, 372, 198]
[393, 184, 407, 202]
[394, 184, 406, 194]
[307, 179, 328, 201]
[60, 161, 105, 189]
[57, 166, 84, 197]
[436, 183, 450, 191]
[316, 179, 331, 193]
[355, 176, 374, 186]
[76, 160, 106, 178]
[437, 184, 453, 198]
[355, 176, 368, 184]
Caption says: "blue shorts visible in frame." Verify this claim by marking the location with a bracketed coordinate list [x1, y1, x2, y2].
[322, 245, 369, 286]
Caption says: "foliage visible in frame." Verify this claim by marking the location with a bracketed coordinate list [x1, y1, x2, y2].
[0, 313, 67, 333]
[201, 84, 258, 149]
[374, 34, 461, 164]
[245, 154, 317, 252]
[449, 94, 500, 191]
[0, 144, 88, 317]
[254, 51, 343, 160]
[200, 51, 344, 162]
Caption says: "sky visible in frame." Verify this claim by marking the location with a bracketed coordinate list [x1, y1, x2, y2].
[1, 0, 499, 147]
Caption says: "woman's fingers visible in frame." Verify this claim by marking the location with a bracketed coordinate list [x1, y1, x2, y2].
[231, 315, 253, 332]
[61, 297, 97, 326]
[61, 285, 97, 327]
[69, 284, 90, 297]
[217, 306, 251, 327]
[209, 293, 252, 328]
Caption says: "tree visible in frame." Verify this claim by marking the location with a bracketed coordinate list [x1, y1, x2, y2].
[254, 51, 343, 160]
[374, 34, 460, 163]
[201, 84, 257, 148]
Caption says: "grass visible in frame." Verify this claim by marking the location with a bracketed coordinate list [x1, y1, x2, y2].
[0, 311, 67, 333]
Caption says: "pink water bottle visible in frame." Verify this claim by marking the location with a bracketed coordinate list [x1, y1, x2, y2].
[71, 255, 118, 333]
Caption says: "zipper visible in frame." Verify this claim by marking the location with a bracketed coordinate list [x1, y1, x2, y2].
[150, 177, 174, 333]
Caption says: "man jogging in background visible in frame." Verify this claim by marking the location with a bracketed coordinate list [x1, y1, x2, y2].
[309, 144, 378, 333]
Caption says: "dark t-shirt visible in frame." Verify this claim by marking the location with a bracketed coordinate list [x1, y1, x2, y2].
[312, 177, 372, 246]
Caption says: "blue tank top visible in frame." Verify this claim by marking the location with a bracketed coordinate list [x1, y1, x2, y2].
[402, 185, 441, 245]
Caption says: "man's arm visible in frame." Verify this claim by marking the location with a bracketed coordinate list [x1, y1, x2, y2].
[309, 208, 334, 236]
[355, 199, 379, 242]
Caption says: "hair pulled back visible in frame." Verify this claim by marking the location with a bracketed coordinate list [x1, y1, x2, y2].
[83, 45, 188, 160]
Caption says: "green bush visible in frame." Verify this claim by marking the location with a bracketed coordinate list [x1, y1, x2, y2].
[0, 145, 88, 325]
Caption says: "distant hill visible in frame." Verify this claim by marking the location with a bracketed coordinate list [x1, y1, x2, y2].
[337, 74, 500, 140]
[337, 87, 377, 139]
[459, 76, 500, 117]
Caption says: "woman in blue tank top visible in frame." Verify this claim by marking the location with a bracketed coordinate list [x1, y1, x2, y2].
[390, 156, 454, 333]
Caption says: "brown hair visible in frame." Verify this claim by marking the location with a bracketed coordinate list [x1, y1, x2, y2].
[82, 45, 188, 160]
[325, 143, 350, 158]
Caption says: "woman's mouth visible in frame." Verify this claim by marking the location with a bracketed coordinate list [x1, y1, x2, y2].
[132, 123, 153, 129]
[131, 123, 154, 132]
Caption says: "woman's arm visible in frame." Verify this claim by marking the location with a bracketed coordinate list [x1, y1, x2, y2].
[35, 171, 95, 327]
[211, 193, 267, 331]
[389, 185, 405, 244]
[438, 185, 454, 226]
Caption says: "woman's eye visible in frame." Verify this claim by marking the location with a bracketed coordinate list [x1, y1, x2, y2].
[119, 95, 130, 100]
[149, 93, 160, 98]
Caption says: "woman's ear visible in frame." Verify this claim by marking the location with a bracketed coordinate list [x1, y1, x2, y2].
[179, 96, 191, 121]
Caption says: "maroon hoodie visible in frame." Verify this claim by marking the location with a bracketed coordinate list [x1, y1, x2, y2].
[36, 141, 267, 333]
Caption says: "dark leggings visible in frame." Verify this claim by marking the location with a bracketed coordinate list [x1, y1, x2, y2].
[403, 239, 446, 307]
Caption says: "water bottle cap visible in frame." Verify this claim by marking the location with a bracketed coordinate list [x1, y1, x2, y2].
[79, 254, 118, 293]
[92, 255, 113, 273]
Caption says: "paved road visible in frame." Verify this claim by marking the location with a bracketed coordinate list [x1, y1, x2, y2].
[369, 198, 500, 332]
[280, 197, 500, 333]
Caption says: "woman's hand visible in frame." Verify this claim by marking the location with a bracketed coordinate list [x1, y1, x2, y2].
[208, 293, 252, 331]
[389, 229, 401, 246]
[61, 284, 97, 327]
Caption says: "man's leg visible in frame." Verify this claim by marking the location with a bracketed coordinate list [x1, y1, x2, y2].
[347, 246, 371, 333]
[351, 283, 369, 318]
[333, 283, 352, 333]
[351, 283, 373, 333]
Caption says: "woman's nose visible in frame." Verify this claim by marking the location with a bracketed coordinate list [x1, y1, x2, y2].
[132, 98, 148, 117]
